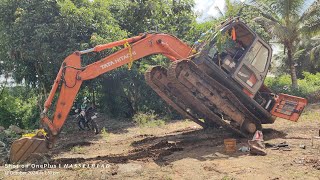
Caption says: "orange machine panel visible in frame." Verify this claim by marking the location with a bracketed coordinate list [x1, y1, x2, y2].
[271, 93, 307, 122]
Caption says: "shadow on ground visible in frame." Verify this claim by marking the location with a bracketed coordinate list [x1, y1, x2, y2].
[49, 116, 289, 167]
[49, 125, 288, 167]
[263, 128, 288, 140]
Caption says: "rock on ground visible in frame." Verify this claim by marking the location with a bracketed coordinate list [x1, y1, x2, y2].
[0, 126, 5, 133]
[9, 125, 23, 134]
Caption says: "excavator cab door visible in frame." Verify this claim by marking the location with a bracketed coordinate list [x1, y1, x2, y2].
[232, 38, 272, 97]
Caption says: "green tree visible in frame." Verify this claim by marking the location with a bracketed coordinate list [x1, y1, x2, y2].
[96, 0, 198, 117]
[252, 0, 320, 89]
[208, 0, 271, 41]
[273, 36, 320, 77]
[0, 0, 128, 126]
[109, 0, 196, 40]
[0, 0, 126, 96]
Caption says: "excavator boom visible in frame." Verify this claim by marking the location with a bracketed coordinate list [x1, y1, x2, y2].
[10, 33, 193, 163]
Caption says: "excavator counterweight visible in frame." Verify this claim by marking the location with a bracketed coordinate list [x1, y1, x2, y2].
[9, 18, 307, 164]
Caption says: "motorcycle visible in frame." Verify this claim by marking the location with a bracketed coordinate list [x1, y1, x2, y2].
[74, 106, 99, 134]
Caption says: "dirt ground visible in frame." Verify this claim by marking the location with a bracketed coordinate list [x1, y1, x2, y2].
[1, 104, 320, 180]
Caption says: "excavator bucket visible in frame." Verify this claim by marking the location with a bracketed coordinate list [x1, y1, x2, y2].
[9, 134, 49, 164]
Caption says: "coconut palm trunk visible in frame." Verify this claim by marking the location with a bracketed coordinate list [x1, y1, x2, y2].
[287, 45, 299, 89]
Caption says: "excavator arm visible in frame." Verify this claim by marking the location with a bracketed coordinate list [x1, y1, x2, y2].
[9, 33, 193, 163]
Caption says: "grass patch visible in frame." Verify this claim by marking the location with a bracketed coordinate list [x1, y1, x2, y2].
[100, 127, 110, 142]
[299, 105, 320, 122]
[221, 176, 235, 180]
[133, 111, 166, 127]
[71, 146, 85, 154]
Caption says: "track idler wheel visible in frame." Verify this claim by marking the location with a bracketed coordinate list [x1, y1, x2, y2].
[241, 121, 257, 134]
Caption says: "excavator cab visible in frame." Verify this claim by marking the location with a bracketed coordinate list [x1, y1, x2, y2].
[195, 20, 271, 97]
[194, 19, 306, 123]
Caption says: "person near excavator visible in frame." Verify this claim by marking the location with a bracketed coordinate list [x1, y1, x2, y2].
[81, 97, 90, 111]
[80, 97, 90, 123]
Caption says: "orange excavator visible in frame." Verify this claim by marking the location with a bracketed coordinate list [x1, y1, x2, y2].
[9, 19, 307, 164]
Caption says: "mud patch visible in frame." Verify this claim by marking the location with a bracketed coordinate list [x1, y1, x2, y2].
[50, 139, 183, 166]
[62, 141, 93, 150]
[294, 157, 320, 170]
[131, 136, 158, 146]
[49, 129, 225, 166]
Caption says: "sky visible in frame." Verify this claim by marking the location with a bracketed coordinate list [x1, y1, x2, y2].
[194, 0, 316, 22]
[194, 0, 226, 21]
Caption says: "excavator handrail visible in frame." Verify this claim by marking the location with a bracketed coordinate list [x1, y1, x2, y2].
[79, 34, 147, 54]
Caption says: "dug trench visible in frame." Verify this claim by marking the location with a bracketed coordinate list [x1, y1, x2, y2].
[50, 128, 229, 166]
[34, 121, 286, 168]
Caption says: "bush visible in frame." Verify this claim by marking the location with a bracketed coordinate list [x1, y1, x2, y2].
[265, 72, 320, 102]
[0, 87, 39, 129]
[97, 67, 178, 119]
[132, 111, 165, 127]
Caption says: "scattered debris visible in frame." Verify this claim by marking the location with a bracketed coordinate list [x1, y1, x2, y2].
[275, 142, 289, 148]
[214, 152, 229, 158]
[224, 138, 236, 153]
[249, 130, 266, 156]
[294, 157, 320, 170]
[311, 135, 320, 149]
[282, 147, 292, 151]
[0, 125, 25, 165]
[299, 144, 306, 149]
[238, 146, 250, 152]
[268, 142, 292, 151]
[0, 141, 8, 166]
[265, 142, 275, 148]
[313, 160, 320, 170]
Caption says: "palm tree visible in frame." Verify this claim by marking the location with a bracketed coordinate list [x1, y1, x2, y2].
[297, 36, 320, 74]
[214, 0, 243, 18]
[251, 0, 320, 89]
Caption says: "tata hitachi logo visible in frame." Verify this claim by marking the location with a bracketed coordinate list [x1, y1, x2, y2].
[100, 51, 137, 69]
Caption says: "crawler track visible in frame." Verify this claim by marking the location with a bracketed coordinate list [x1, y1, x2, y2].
[145, 66, 216, 128]
[145, 60, 264, 137]
[166, 60, 262, 137]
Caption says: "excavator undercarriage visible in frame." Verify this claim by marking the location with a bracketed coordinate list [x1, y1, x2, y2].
[146, 60, 261, 138]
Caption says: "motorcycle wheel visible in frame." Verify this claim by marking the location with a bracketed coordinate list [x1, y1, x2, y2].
[78, 117, 86, 130]
[90, 120, 99, 134]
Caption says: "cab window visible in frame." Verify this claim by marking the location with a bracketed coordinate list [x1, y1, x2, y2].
[247, 41, 269, 72]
